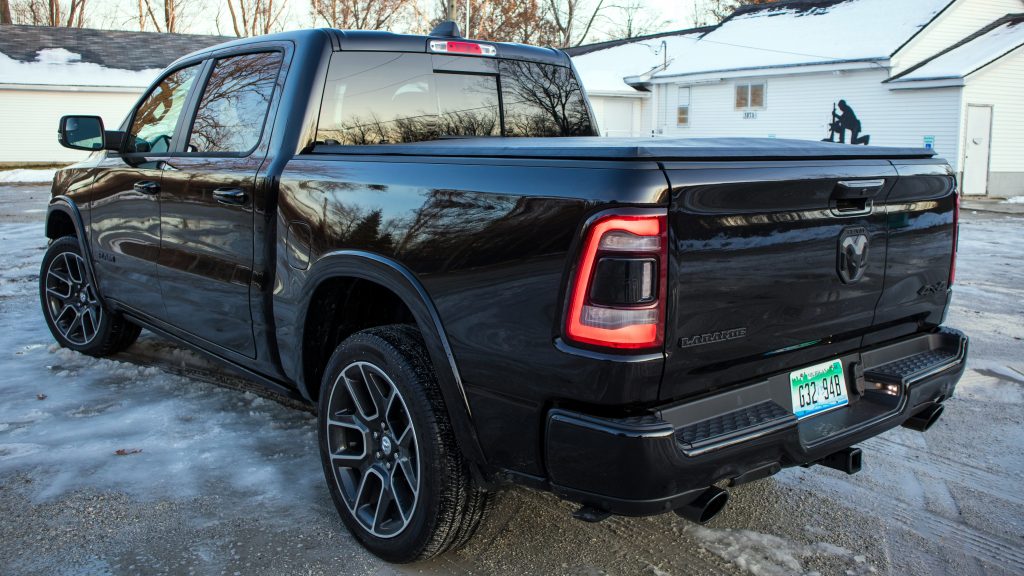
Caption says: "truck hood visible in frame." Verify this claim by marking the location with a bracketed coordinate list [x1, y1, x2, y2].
[314, 137, 937, 161]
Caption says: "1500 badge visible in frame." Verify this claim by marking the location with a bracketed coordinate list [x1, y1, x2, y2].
[679, 327, 747, 348]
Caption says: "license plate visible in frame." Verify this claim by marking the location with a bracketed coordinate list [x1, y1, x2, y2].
[790, 359, 849, 419]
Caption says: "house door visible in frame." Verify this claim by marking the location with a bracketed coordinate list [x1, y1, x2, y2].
[603, 99, 634, 137]
[963, 105, 993, 196]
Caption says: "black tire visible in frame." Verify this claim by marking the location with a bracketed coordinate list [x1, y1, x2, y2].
[39, 236, 141, 357]
[318, 324, 490, 562]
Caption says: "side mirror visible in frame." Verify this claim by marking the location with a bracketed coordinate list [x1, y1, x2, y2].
[58, 115, 111, 151]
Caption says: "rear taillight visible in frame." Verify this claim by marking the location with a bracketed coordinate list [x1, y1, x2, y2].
[950, 188, 960, 286]
[565, 211, 668, 350]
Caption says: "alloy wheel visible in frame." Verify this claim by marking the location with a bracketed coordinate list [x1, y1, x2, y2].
[44, 251, 103, 346]
[325, 361, 420, 538]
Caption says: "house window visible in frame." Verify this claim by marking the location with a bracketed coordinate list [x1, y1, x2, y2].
[677, 86, 690, 126]
[735, 82, 765, 110]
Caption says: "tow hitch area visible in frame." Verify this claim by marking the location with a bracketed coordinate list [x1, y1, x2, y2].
[812, 446, 863, 475]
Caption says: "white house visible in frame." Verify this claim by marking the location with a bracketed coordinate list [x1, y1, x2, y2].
[0, 25, 228, 166]
[570, 0, 1024, 197]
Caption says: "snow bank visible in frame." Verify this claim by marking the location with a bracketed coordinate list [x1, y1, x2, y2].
[0, 168, 58, 184]
[1002, 196, 1024, 204]
[0, 48, 161, 88]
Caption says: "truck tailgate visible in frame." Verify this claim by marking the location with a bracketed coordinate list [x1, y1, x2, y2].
[659, 159, 955, 402]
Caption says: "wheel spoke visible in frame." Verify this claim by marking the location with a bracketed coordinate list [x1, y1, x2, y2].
[396, 456, 417, 493]
[396, 420, 414, 450]
[373, 478, 395, 532]
[67, 311, 85, 341]
[342, 372, 377, 421]
[66, 253, 84, 284]
[54, 305, 77, 338]
[360, 364, 391, 418]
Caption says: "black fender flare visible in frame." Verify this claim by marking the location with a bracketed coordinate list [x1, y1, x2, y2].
[46, 196, 105, 306]
[296, 250, 486, 465]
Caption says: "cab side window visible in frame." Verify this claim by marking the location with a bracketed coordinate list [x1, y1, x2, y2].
[187, 52, 283, 154]
[126, 65, 200, 154]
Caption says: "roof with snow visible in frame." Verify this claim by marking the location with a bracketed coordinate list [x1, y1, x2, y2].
[570, 28, 709, 94]
[569, 0, 955, 93]
[0, 25, 230, 88]
[888, 13, 1024, 83]
[647, 0, 952, 81]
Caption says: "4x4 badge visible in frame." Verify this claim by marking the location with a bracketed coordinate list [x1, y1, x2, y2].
[837, 227, 869, 284]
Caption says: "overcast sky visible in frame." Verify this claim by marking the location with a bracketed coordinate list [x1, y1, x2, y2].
[80, 0, 699, 41]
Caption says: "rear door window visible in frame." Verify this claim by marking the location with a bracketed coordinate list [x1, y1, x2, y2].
[187, 51, 283, 154]
[318, 53, 438, 145]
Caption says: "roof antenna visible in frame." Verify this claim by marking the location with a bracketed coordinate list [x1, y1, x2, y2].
[430, 20, 463, 38]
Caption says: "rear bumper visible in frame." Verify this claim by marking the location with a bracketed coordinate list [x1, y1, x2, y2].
[544, 327, 968, 516]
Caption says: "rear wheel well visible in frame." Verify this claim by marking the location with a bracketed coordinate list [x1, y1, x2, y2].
[46, 210, 76, 240]
[302, 277, 416, 403]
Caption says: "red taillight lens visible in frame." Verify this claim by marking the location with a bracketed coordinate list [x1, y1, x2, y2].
[950, 188, 960, 286]
[565, 211, 668, 350]
[428, 40, 497, 56]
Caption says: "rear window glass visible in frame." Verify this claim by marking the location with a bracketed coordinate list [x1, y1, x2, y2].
[316, 52, 593, 145]
[499, 59, 593, 137]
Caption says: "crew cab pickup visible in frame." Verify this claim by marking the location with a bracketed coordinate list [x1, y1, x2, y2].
[45, 23, 967, 562]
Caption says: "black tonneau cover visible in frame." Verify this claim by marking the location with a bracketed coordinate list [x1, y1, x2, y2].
[313, 137, 937, 161]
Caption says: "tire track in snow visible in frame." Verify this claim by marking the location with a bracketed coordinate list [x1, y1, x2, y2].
[861, 434, 1024, 507]
[807, 472, 1024, 574]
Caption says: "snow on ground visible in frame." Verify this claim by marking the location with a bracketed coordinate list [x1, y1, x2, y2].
[0, 169, 58, 184]
[0, 184, 1022, 575]
[1002, 196, 1024, 204]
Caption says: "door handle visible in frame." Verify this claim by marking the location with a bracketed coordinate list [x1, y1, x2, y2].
[213, 187, 248, 206]
[133, 180, 160, 195]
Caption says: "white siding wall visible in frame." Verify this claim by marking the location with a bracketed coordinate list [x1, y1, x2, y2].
[962, 47, 1024, 196]
[589, 94, 648, 136]
[892, 0, 1024, 74]
[0, 88, 141, 164]
[652, 68, 964, 170]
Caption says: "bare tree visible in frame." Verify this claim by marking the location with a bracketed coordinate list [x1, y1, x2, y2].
[602, 0, 669, 40]
[10, 0, 88, 27]
[225, 0, 285, 37]
[436, 0, 554, 44]
[692, 0, 776, 26]
[134, 0, 198, 33]
[544, 0, 610, 48]
[310, 0, 415, 30]
[1, 0, 13, 25]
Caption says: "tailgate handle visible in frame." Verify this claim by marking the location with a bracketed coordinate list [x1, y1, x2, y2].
[833, 179, 885, 200]
[832, 179, 884, 216]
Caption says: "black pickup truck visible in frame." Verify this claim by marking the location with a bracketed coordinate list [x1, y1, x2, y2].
[45, 23, 967, 562]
